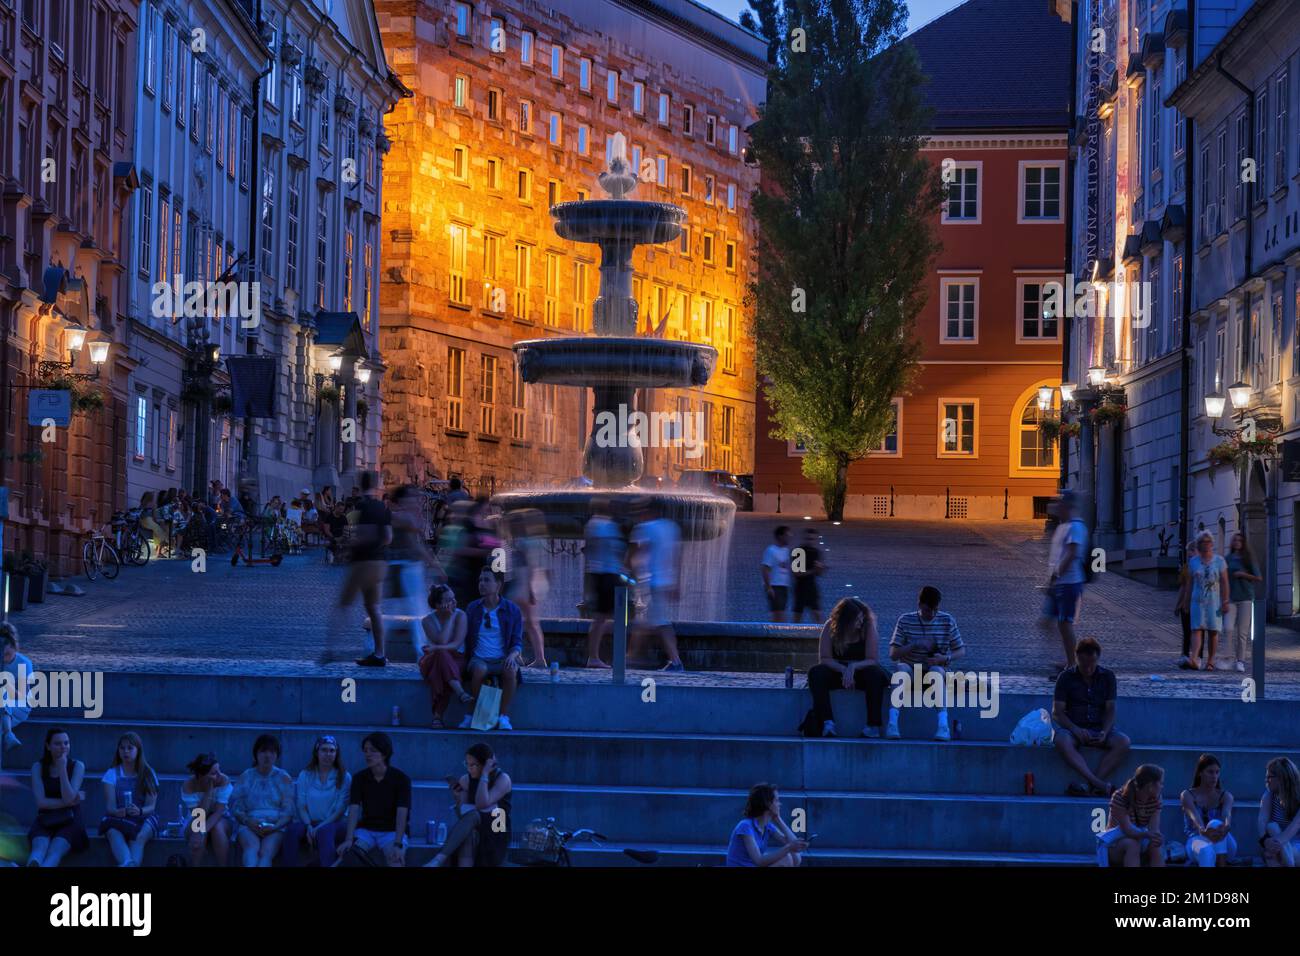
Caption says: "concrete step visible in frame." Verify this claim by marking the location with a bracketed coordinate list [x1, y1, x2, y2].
[19, 834, 1099, 868]
[9, 717, 1297, 799]
[23, 672, 1299, 747]
[3, 771, 1272, 857]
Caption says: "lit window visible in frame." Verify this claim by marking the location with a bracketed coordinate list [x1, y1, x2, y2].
[940, 401, 976, 456]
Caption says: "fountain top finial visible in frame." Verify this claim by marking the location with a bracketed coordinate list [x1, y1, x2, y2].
[597, 132, 638, 200]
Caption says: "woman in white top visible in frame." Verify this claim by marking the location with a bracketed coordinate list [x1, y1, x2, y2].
[99, 732, 160, 867]
[180, 752, 234, 867]
[282, 735, 352, 867]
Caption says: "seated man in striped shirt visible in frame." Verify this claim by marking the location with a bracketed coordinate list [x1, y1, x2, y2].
[886, 586, 966, 741]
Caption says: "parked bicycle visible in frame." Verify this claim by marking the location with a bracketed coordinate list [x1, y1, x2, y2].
[111, 510, 150, 567]
[82, 527, 122, 581]
[517, 817, 657, 867]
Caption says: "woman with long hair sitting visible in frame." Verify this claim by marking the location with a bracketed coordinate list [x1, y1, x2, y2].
[425, 743, 512, 867]
[26, 727, 88, 867]
[805, 597, 892, 737]
[419, 584, 473, 729]
[1098, 764, 1165, 867]
[1259, 756, 1300, 867]
[99, 731, 160, 867]
[1180, 754, 1236, 867]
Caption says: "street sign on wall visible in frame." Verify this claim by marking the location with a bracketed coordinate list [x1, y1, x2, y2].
[28, 389, 71, 427]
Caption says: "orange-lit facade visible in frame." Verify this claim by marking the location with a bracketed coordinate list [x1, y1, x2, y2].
[374, 0, 766, 493]
[753, 0, 1070, 519]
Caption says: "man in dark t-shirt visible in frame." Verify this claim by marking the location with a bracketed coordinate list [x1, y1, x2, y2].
[791, 527, 826, 622]
[1051, 637, 1131, 797]
[331, 471, 392, 667]
[337, 732, 411, 867]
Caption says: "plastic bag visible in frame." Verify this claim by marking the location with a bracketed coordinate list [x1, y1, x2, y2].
[1009, 708, 1055, 746]
[471, 684, 503, 731]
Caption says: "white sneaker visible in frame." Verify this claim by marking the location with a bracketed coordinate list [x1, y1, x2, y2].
[885, 722, 901, 739]
[497, 715, 513, 731]
[862, 725, 881, 738]
[458, 715, 473, 729]
[1235, 660, 1246, 672]
[822, 720, 837, 737]
[934, 724, 951, 742]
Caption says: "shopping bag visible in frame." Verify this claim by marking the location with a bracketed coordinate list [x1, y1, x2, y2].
[1009, 708, 1055, 746]
[471, 684, 503, 731]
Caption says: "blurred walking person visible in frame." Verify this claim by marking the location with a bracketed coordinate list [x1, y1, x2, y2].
[1224, 532, 1262, 673]
[628, 497, 683, 671]
[389, 485, 442, 660]
[327, 471, 392, 667]
[761, 526, 793, 623]
[583, 497, 628, 668]
[505, 509, 550, 668]
[1046, 490, 1089, 679]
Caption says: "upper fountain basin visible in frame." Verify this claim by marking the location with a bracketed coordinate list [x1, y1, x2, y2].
[551, 200, 687, 245]
[514, 337, 717, 389]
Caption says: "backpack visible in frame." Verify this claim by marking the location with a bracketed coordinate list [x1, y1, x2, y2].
[1078, 520, 1096, 584]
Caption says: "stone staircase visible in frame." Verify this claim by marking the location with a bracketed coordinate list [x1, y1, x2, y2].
[3, 673, 1294, 866]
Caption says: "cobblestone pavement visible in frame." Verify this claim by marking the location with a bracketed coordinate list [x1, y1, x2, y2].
[9, 515, 1300, 699]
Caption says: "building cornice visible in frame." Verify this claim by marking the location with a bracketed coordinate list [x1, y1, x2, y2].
[923, 132, 1069, 151]
[613, 0, 769, 74]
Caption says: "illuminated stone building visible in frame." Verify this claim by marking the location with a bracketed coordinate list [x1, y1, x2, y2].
[374, 0, 765, 493]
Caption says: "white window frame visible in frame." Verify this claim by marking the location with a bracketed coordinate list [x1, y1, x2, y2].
[939, 276, 980, 343]
[868, 398, 903, 457]
[937, 398, 979, 458]
[1015, 276, 1064, 343]
[941, 161, 982, 224]
[1017, 160, 1064, 223]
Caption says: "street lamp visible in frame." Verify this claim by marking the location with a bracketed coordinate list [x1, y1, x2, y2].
[1228, 381, 1251, 410]
[1059, 382, 1076, 403]
[1204, 392, 1227, 419]
[64, 323, 88, 354]
[1037, 386, 1055, 412]
[87, 339, 110, 366]
[328, 352, 343, 373]
[356, 365, 372, 385]
[1087, 365, 1107, 387]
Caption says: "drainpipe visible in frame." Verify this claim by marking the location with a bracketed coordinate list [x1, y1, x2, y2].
[1061, 0, 1080, 491]
[1177, 5, 1199, 562]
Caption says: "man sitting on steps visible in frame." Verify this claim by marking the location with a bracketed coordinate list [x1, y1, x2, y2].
[459, 568, 524, 731]
[1052, 637, 1131, 797]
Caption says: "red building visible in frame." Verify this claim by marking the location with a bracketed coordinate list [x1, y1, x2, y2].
[753, 0, 1071, 519]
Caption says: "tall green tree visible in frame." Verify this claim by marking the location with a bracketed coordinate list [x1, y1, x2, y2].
[746, 0, 942, 520]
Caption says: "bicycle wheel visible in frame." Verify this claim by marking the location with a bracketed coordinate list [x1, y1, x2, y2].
[127, 532, 149, 566]
[99, 542, 121, 580]
[83, 540, 99, 581]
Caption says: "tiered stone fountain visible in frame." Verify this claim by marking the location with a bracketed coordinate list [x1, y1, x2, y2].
[492, 134, 735, 544]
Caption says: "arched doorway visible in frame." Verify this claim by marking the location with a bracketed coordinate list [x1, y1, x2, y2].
[1242, 459, 1270, 619]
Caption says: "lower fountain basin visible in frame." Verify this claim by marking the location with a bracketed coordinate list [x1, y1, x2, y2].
[514, 337, 717, 389]
[491, 489, 735, 541]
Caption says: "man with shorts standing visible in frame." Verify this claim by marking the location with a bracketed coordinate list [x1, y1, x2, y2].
[335, 471, 392, 667]
[1048, 490, 1089, 679]
[583, 498, 627, 668]
[628, 497, 684, 671]
[761, 526, 793, 623]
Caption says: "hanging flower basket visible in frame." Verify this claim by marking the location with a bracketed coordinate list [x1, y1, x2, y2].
[1208, 441, 1241, 468]
[1091, 403, 1127, 426]
[73, 389, 104, 414]
[1038, 418, 1063, 442]
[318, 384, 340, 404]
[213, 392, 234, 415]
[356, 397, 369, 425]
[1059, 421, 1082, 440]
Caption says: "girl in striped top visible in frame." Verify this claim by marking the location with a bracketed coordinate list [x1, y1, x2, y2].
[1099, 764, 1164, 867]
[1258, 757, 1300, 867]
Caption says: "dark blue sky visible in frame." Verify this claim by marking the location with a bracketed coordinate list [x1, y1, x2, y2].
[700, 0, 965, 35]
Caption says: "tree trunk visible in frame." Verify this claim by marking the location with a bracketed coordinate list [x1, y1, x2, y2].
[822, 454, 850, 521]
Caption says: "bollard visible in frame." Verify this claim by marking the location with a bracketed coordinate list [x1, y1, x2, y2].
[1252, 596, 1266, 700]
[612, 585, 629, 685]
